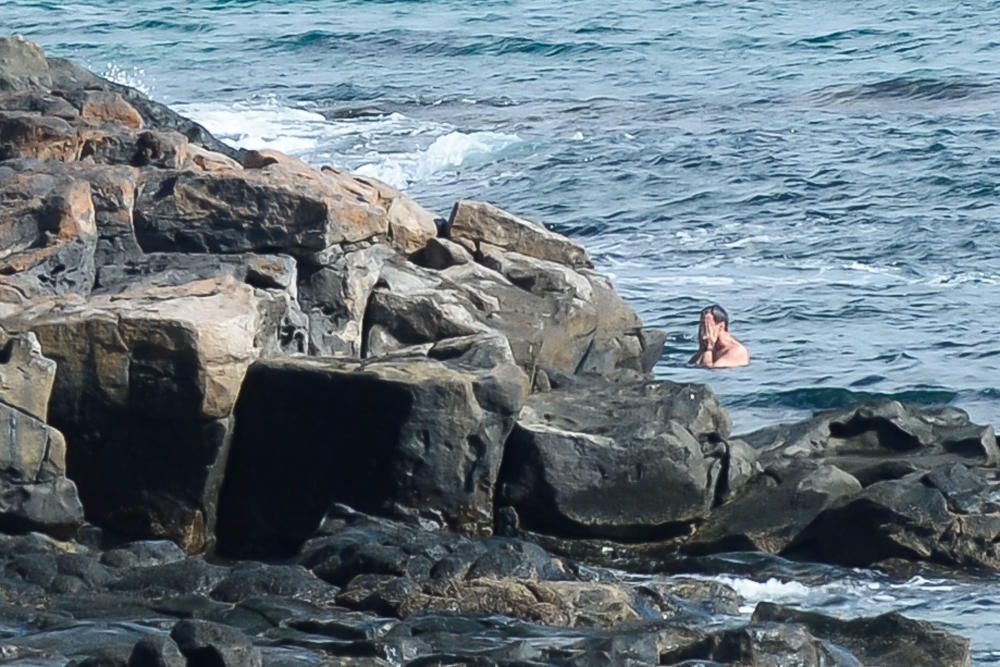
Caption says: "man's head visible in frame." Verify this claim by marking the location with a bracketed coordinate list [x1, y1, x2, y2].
[701, 304, 729, 331]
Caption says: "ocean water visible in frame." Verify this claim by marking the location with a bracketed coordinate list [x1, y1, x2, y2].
[6, 0, 1000, 661]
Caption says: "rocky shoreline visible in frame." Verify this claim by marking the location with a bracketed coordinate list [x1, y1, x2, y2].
[0, 34, 993, 665]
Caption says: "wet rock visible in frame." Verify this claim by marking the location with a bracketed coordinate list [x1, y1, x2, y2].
[744, 401, 1000, 470]
[380, 612, 660, 666]
[128, 635, 186, 667]
[170, 619, 262, 667]
[1, 622, 153, 665]
[660, 619, 849, 667]
[685, 462, 862, 555]
[498, 375, 730, 540]
[394, 577, 640, 629]
[448, 199, 592, 269]
[209, 562, 338, 605]
[108, 557, 227, 598]
[99, 540, 186, 569]
[298, 507, 568, 588]
[786, 463, 1000, 570]
[636, 577, 742, 618]
[752, 602, 971, 667]
[217, 335, 526, 555]
[3, 276, 292, 550]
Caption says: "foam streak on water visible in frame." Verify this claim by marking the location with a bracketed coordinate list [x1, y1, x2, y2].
[8, 0, 1000, 660]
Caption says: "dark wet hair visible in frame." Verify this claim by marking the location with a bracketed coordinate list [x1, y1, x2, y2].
[701, 304, 730, 330]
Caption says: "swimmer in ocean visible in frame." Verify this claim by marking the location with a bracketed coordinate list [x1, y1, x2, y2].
[689, 304, 749, 368]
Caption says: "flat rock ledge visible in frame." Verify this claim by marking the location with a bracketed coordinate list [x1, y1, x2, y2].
[0, 34, 984, 664]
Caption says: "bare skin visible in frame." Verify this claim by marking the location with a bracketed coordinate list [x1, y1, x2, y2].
[689, 312, 749, 368]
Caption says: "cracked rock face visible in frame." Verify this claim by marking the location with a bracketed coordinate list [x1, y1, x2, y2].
[0, 330, 82, 539]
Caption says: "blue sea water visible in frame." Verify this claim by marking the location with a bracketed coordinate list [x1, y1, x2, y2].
[6, 0, 1000, 661]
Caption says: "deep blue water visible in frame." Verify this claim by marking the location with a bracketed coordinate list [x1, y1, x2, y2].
[6, 1, 1000, 660]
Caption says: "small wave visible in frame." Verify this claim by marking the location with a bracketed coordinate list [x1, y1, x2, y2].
[258, 29, 617, 58]
[792, 27, 890, 46]
[354, 130, 522, 189]
[173, 97, 336, 155]
[807, 75, 993, 105]
[729, 386, 959, 412]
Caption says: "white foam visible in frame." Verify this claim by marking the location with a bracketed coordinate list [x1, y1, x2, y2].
[354, 130, 522, 189]
[174, 97, 521, 189]
[174, 97, 347, 156]
[101, 63, 152, 98]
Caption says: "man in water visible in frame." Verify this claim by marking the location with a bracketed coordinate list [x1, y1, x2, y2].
[689, 304, 749, 368]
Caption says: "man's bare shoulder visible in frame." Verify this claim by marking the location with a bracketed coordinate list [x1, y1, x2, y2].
[714, 340, 750, 368]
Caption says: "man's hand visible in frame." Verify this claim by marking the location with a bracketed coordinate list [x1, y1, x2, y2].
[701, 313, 720, 349]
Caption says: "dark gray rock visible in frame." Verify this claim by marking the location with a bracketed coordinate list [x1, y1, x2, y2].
[298, 507, 568, 588]
[99, 540, 187, 569]
[217, 335, 526, 556]
[0, 36, 236, 158]
[210, 563, 338, 605]
[128, 635, 186, 667]
[786, 463, 1000, 570]
[133, 167, 386, 257]
[752, 602, 971, 667]
[109, 559, 228, 597]
[170, 619, 262, 667]
[296, 244, 393, 356]
[659, 619, 849, 667]
[744, 401, 999, 470]
[685, 462, 862, 555]
[498, 374, 730, 540]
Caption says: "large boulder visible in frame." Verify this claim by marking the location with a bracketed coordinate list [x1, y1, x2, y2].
[133, 165, 387, 257]
[684, 460, 861, 555]
[786, 462, 1000, 570]
[2, 276, 291, 551]
[745, 400, 1000, 471]
[752, 602, 971, 667]
[497, 375, 732, 540]
[217, 333, 527, 556]
[448, 199, 592, 269]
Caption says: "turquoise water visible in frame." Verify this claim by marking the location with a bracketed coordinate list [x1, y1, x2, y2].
[7, 1, 1000, 661]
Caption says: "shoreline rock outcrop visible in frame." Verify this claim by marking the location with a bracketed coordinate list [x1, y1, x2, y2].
[0, 34, 989, 665]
